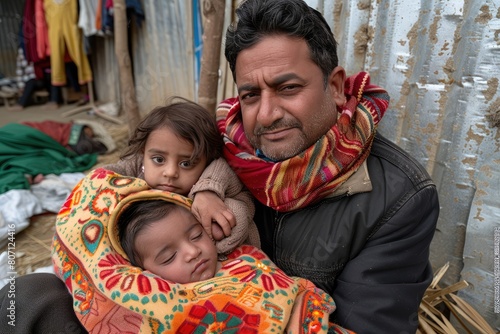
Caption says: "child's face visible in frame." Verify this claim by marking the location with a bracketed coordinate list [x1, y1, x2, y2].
[143, 127, 207, 196]
[135, 206, 219, 283]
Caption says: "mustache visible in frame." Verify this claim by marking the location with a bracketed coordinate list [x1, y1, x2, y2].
[255, 119, 301, 136]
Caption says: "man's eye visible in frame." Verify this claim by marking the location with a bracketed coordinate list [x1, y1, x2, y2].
[240, 92, 257, 101]
[281, 84, 299, 92]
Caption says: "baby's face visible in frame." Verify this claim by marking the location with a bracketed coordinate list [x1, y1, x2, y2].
[134, 206, 218, 283]
[142, 127, 207, 196]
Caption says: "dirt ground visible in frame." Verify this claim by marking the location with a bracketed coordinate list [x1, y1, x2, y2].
[0, 101, 130, 275]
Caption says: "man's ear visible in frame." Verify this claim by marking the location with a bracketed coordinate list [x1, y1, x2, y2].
[328, 66, 346, 106]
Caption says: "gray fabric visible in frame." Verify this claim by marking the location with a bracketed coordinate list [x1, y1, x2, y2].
[0, 273, 87, 334]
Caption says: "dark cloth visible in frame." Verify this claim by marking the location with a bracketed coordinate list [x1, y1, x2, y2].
[21, 120, 108, 155]
[21, 120, 73, 147]
[18, 59, 63, 107]
[17, 78, 61, 107]
[0, 123, 97, 193]
[22, 0, 39, 63]
[33, 59, 51, 80]
[103, 0, 145, 31]
[65, 61, 81, 92]
[0, 273, 87, 334]
[68, 125, 108, 155]
[254, 133, 439, 333]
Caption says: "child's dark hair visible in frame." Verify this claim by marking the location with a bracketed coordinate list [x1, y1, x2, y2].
[121, 97, 222, 164]
[118, 200, 178, 267]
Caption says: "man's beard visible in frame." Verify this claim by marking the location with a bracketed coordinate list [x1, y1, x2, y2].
[248, 97, 337, 161]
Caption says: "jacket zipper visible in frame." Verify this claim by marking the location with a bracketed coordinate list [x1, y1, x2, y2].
[273, 209, 285, 261]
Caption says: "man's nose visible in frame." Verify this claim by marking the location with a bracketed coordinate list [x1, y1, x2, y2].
[257, 93, 283, 127]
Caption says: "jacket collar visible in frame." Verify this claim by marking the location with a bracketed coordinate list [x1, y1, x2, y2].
[330, 160, 372, 197]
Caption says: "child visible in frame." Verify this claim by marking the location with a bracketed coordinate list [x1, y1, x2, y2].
[52, 169, 353, 333]
[104, 97, 259, 254]
[118, 198, 220, 283]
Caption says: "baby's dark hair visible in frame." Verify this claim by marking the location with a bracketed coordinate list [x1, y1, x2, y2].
[121, 97, 222, 164]
[118, 200, 178, 268]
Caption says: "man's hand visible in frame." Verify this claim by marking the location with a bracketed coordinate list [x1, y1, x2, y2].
[192, 191, 236, 241]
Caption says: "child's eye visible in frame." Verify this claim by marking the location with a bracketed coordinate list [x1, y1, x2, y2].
[192, 232, 203, 240]
[152, 156, 165, 164]
[161, 253, 175, 265]
[179, 160, 192, 168]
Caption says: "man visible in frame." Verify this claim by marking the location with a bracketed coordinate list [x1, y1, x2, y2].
[195, 0, 439, 332]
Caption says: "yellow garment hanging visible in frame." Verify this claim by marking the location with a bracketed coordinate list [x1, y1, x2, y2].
[44, 0, 93, 86]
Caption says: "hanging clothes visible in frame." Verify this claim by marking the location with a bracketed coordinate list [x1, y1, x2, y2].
[43, 0, 93, 86]
[102, 0, 145, 33]
[23, 0, 41, 63]
[95, 0, 103, 31]
[78, 0, 99, 36]
[35, 0, 50, 59]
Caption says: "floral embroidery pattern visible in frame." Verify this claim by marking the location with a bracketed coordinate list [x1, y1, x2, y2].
[223, 245, 294, 291]
[177, 300, 261, 334]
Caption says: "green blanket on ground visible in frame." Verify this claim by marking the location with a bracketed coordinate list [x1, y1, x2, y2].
[0, 123, 97, 194]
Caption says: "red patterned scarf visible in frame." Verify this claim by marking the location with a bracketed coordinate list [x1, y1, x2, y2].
[217, 72, 389, 212]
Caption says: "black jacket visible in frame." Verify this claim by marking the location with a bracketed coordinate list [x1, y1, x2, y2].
[254, 133, 439, 333]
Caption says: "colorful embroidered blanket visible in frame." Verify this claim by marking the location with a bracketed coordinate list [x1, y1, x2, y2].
[216, 72, 389, 212]
[52, 168, 353, 333]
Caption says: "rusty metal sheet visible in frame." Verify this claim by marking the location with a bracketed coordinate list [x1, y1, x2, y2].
[314, 0, 500, 329]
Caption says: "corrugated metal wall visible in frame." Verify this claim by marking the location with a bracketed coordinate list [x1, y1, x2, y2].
[90, 0, 196, 114]
[131, 0, 195, 112]
[0, 1, 25, 78]
[311, 0, 499, 329]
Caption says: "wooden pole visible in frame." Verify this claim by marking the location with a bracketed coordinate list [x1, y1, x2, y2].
[114, 0, 141, 135]
[198, 0, 225, 115]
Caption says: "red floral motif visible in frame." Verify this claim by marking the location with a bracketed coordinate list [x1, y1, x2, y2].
[222, 246, 293, 291]
[227, 245, 266, 261]
[89, 188, 118, 216]
[120, 275, 135, 291]
[137, 274, 152, 295]
[97, 254, 168, 295]
[177, 300, 260, 333]
[105, 273, 122, 290]
[90, 168, 115, 180]
[154, 277, 171, 293]
[98, 253, 129, 268]
[58, 187, 82, 217]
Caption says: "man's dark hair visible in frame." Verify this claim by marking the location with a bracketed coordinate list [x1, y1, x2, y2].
[225, 0, 339, 85]
[120, 96, 222, 164]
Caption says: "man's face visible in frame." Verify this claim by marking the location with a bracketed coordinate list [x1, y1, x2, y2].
[235, 35, 345, 161]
